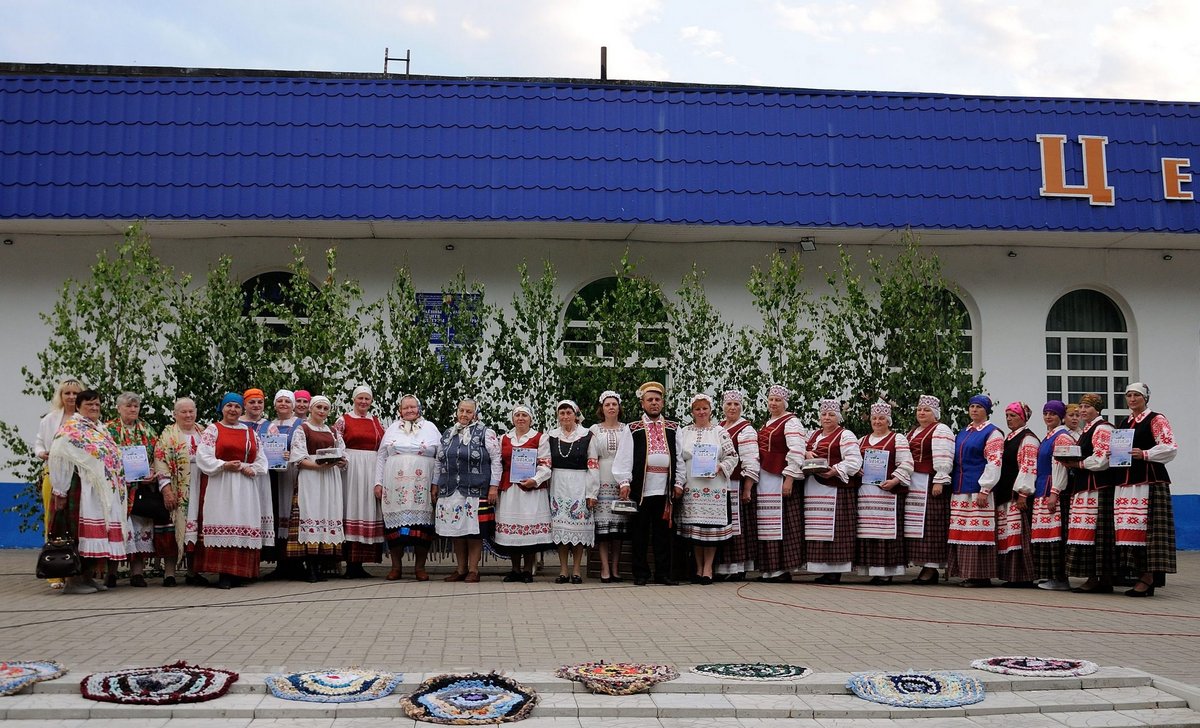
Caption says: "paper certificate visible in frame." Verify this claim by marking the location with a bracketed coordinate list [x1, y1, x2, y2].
[1109, 429, 1135, 468]
[509, 447, 538, 482]
[263, 435, 288, 470]
[862, 448, 889, 486]
[121, 445, 150, 481]
[690, 443, 719, 478]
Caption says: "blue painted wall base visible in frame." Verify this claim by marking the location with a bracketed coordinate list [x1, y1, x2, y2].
[3, 481, 1200, 549]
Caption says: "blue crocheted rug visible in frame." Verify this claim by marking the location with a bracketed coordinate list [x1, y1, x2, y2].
[401, 672, 537, 724]
[848, 671, 985, 708]
[0, 660, 66, 696]
[266, 669, 403, 702]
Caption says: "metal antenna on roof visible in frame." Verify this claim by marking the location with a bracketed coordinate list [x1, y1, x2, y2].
[384, 48, 411, 77]
[600, 46, 607, 80]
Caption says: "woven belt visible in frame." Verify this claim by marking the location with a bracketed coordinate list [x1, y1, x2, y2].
[645, 465, 669, 474]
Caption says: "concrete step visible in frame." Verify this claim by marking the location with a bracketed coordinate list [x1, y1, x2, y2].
[2, 667, 1197, 724]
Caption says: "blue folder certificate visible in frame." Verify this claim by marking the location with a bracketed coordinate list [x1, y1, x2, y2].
[263, 435, 289, 470]
[509, 447, 538, 482]
[121, 445, 151, 481]
[862, 448, 889, 486]
[691, 443, 719, 478]
[1109, 429, 1135, 468]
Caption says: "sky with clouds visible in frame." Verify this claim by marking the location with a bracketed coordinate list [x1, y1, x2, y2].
[1, 0, 1195, 101]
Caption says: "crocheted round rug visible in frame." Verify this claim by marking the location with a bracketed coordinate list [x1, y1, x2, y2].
[81, 661, 238, 704]
[848, 671, 985, 708]
[401, 672, 537, 724]
[692, 663, 812, 682]
[4, 660, 67, 683]
[970, 656, 1099, 677]
[266, 669, 403, 703]
[0, 664, 42, 697]
[555, 661, 679, 695]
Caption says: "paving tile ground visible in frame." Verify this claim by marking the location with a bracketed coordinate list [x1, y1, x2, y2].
[2, 550, 1200, 685]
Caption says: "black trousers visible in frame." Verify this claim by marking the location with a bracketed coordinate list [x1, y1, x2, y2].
[631, 495, 673, 580]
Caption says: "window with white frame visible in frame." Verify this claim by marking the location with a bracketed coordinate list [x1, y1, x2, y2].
[1045, 289, 1130, 417]
[563, 276, 667, 365]
[241, 271, 314, 345]
[943, 289, 977, 372]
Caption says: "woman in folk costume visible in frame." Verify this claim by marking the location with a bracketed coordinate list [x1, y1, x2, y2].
[590, 391, 632, 583]
[238, 388, 278, 558]
[34, 376, 84, 590]
[803, 398, 863, 584]
[1033, 400, 1074, 591]
[678, 393, 740, 585]
[1063, 393, 1118, 594]
[187, 392, 269, 590]
[754, 384, 807, 582]
[996, 401, 1038, 588]
[49, 389, 129, 594]
[905, 394, 955, 584]
[548, 400, 600, 584]
[337, 385, 386, 578]
[947, 394, 1003, 587]
[287, 395, 347, 583]
[1114, 382, 1177, 597]
[374, 394, 441, 581]
[154, 397, 205, 586]
[265, 389, 303, 580]
[435, 398, 502, 583]
[715, 389, 760, 581]
[108, 391, 167, 588]
[854, 402, 913, 584]
[495, 404, 552, 583]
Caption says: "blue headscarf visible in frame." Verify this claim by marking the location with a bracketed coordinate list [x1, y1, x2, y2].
[968, 394, 993, 415]
[218, 392, 244, 416]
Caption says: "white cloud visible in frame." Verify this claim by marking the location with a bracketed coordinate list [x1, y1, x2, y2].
[398, 4, 436, 25]
[1090, 1, 1200, 101]
[773, 2, 860, 41]
[461, 17, 491, 40]
[679, 25, 737, 65]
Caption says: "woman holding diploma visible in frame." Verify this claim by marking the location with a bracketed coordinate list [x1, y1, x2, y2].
[49, 390, 129, 594]
[337, 385, 386, 578]
[109, 391, 166, 588]
[187, 393, 269, 589]
[495, 405, 552, 583]
[854, 402, 912, 584]
[803, 399, 863, 584]
[678, 393, 739, 585]
[288, 395, 347, 583]
[375, 394, 441, 581]
[1114, 383, 1177, 597]
[154, 397, 204, 586]
[548, 400, 600, 584]
[1064, 393, 1117, 594]
[905, 395, 954, 584]
[590, 392, 631, 583]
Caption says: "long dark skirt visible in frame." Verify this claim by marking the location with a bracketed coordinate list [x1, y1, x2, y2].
[805, 487, 857, 566]
[1066, 488, 1116, 579]
[718, 494, 759, 571]
[948, 543, 997, 580]
[1116, 482, 1176, 577]
[996, 507, 1034, 582]
[1032, 497, 1068, 581]
[856, 494, 906, 569]
[757, 494, 805, 573]
[906, 488, 950, 567]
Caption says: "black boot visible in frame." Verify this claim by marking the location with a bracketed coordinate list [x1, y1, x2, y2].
[306, 561, 320, 584]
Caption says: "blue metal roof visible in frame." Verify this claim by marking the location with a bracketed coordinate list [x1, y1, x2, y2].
[2, 68, 1198, 232]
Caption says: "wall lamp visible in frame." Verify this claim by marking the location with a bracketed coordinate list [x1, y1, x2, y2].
[1006, 250, 1018, 258]
[444, 244, 455, 251]
[1162, 252, 1174, 261]
[2, 239, 12, 246]
[799, 236, 817, 252]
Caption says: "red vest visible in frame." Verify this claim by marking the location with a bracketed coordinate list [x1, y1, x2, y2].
[907, 423, 937, 475]
[214, 422, 258, 464]
[806, 427, 845, 486]
[499, 431, 542, 491]
[758, 414, 795, 475]
[341, 414, 384, 451]
[725, 419, 751, 481]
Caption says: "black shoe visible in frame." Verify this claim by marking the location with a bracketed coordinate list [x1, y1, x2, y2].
[652, 577, 679, 586]
[813, 574, 841, 585]
[230, 576, 245, 588]
[555, 574, 570, 584]
[911, 571, 940, 585]
[215, 575, 233, 590]
[129, 575, 148, 588]
[503, 571, 524, 583]
[570, 575, 583, 585]
[1071, 582, 1114, 594]
[105, 573, 117, 589]
[960, 579, 992, 588]
[344, 564, 372, 579]
[185, 573, 210, 587]
[522, 572, 534, 583]
[690, 575, 704, 584]
[162, 576, 176, 588]
[600, 577, 612, 584]
[306, 563, 320, 584]
[1125, 584, 1155, 597]
[699, 576, 713, 586]
[725, 573, 745, 582]
[609, 576, 624, 583]
[760, 573, 792, 583]
[634, 577, 649, 586]
[260, 568, 283, 581]
[868, 576, 891, 585]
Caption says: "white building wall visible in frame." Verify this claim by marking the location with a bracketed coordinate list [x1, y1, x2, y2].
[1, 232, 1195, 494]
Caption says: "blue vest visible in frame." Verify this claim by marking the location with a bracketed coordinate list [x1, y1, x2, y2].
[952, 423, 997, 495]
[1034, 426, 1069, 498]
[439, 423, 492, 498]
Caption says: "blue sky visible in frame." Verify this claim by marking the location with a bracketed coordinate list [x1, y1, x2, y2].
[1, 0, 1194, 100]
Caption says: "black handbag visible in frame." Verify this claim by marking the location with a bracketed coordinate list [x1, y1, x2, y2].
[131, 481, 169, 521]
[36, 510, 82, 579]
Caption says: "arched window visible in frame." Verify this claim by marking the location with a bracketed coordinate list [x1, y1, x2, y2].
[1045, 289, 1130, 415]
[562, 276, 667, 363]
[241, 271, 313, 338]
[940, 289, 977, 371]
